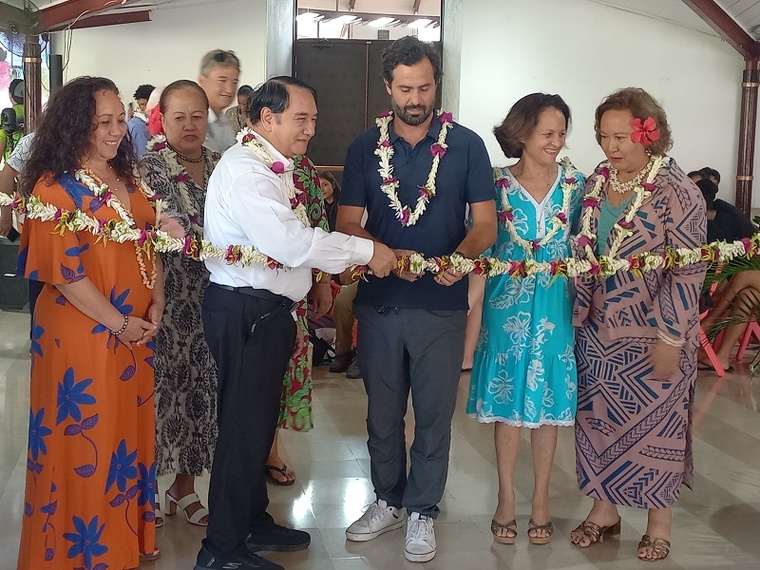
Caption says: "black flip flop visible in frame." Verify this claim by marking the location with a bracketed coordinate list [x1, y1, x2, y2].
[265, 464, 296, 486]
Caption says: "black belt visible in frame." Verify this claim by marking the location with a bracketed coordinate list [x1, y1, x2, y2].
[212, 283, 298, 334]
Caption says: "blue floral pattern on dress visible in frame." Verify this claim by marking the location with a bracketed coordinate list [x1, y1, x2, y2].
[56, 368, 96, 425]
[63, 515, 108, 569]
[105, 439, 137, 493]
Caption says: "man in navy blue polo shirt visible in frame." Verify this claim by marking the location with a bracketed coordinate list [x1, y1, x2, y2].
[339, 35, 496, 563]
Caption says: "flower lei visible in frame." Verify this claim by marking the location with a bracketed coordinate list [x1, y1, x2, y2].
[496, 157, 577, 256]
[75, 168, 160, 289]
[2, 191, 757, 278]
[375, 110, 453, 226]
[576, 154, 665, 276]
[147, 134, 204, 235]
[237, 127, 310, 227]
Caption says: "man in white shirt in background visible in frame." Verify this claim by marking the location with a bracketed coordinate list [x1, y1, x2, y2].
[198, 49, 240, 153]
[195, 76, 397, 570]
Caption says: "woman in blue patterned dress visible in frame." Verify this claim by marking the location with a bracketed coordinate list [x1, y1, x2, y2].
[467, 93, 584, 545]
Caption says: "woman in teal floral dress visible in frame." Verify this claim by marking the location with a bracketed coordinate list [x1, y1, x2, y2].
[467, 93, 584, 545]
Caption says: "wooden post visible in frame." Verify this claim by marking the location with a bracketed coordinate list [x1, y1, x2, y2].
[22, 36, 42, 134]
[736, 59, 759, 216]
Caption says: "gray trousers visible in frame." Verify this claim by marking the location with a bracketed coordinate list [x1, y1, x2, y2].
[355, 305, 467, 518]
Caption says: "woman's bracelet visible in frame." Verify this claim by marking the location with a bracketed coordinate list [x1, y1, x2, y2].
[111, 314, 129, 337]
[657, 330, 685, 348]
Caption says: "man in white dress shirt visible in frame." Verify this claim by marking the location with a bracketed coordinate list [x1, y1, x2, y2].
[195, 77, 397, 570]
[198, 49, 240, 153]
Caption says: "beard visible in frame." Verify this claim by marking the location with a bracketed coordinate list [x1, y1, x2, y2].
[391, 99, 434, 127]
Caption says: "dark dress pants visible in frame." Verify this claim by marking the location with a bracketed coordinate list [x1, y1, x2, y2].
[355, 305, 467, 518]
[201, 284, 296, 556]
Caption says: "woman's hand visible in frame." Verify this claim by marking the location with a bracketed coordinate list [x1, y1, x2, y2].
[651, 339, 681, 379]
[158, 214, 186, 239]
[118, 316, 158, 347]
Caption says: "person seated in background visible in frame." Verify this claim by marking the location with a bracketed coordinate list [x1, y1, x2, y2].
[687, 170, 705, 183]
[699, 166, 721, 187]
[329, 272, 362, 378]
[696, 178, 756, 243]
[701, 270, 760, 372]
[318, 170, 341, 232]
[225, 84, 253, 135]
[127, 83, 156, 156]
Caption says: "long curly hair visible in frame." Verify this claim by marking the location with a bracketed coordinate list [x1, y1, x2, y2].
[20, 76, 137, 196]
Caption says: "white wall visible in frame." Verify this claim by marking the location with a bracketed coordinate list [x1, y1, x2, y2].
[55, 0, 267, 107]
[458, 0, 747, 203]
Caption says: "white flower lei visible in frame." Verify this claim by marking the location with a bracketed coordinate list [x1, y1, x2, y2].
[146, 134, 205, 235]
[496, 157, 577, 257]
[576, 155, 667, 276]
[237, 127, 310, 227]
[375, 110, 453, 226]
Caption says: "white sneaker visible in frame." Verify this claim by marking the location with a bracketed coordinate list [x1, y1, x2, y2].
[345, 499, 405, 542]
[404, 512, 436, 562]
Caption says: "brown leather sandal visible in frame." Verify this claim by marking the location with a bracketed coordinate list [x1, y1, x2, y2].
[570, 517, 621, 547]
[527, 518, 554, 545]
[638, 534, 671, 561]
[490, 519, 518, 545]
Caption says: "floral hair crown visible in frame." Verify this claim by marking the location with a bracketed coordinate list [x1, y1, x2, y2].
[631, 116, 660, 147]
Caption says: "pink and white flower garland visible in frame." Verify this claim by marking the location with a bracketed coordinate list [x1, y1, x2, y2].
[375, 110, 453, 226]
[147, 135, 205, 235]
[237, 127, 310, 227]
[576, 154, 664, 274]
[496, 157, 577, 256]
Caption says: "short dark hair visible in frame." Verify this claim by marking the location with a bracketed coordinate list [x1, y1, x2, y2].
[9, 79, 23, 104]
[133, 84, 155, 101]
[594, 87, 672, 155]
[493, 93, 571, 159]
[699, 166, 721, 184]
[237, 84, 254, 97]
[248, 76, 318, 125]
[696, 178, 718, 209]
[381, 35, 442, 85]
[158, 80, 208, 114]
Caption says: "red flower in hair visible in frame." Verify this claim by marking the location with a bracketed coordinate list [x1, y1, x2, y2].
[630, 117, 660, 147]
[147, 106, 163, 136]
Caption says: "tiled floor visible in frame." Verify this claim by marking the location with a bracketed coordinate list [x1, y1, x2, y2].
[2, 308, 760, 569]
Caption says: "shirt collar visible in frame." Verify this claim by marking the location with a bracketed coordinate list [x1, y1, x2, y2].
[253, 130, 295, 171]
[388, 112, 442, 145]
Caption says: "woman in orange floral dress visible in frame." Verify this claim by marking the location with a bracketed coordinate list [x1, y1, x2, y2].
[16, 77, 163, 569]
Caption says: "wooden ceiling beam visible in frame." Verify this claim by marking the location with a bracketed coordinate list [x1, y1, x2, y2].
[47, 10, 151, 32]
[39, 0, 122, 31]
[682, 0, 759, 60]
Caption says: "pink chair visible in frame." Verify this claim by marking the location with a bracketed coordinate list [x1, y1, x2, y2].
[736, 321, 760, 360]
[699, 281, 726, 377]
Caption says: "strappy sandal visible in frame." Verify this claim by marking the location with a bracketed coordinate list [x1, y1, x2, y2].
[527, 518, 554, 545]
[638, 534, 671, 561]
[265, 463, 296, 486]
[490, 519, 517, 545]
[140, 548, 161, 563]
[164, 491, 209, 526]
[154, 493, 164, 529]
[570, 517, 621, 547]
